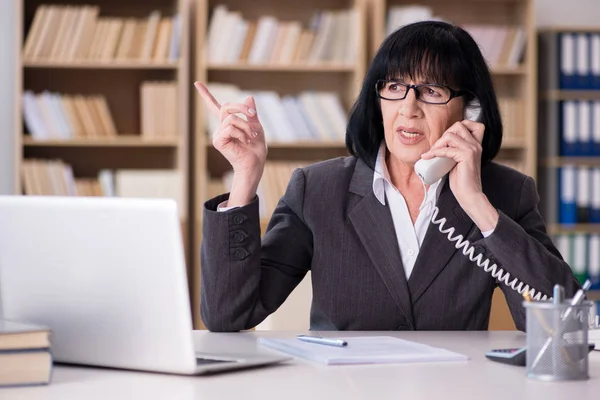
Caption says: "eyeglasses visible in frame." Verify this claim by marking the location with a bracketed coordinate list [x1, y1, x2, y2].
[375, 79, 471, 105]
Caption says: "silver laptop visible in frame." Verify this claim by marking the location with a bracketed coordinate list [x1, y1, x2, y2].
[0, 195, 289, 375]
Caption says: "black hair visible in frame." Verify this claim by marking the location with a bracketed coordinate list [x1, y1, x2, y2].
[345, 20, 503, 168]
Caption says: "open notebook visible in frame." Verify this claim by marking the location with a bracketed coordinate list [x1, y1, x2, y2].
[258, 336, 469, 365]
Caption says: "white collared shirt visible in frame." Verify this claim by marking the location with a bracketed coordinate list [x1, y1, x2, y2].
[372, 143, 492, 280]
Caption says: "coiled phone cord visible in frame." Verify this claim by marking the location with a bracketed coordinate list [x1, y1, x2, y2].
[430, 206, 550, 301]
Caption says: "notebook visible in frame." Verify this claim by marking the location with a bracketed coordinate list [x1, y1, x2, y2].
[258, 336, 469, 365]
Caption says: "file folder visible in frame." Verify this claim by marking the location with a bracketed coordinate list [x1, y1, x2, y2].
[559, 165, 577, 224]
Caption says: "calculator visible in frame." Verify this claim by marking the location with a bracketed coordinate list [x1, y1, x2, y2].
[486, 344, 596, 367]
[485, 347, 527, 366]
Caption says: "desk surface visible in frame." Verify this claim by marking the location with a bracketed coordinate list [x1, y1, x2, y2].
[3, 330, 600, 400]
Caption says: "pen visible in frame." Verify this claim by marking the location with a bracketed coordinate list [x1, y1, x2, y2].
[297, 335, 348, 347]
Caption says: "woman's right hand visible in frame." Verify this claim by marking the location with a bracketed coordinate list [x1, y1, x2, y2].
[194, 82, 267, 207]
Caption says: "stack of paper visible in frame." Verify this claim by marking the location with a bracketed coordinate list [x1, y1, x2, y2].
[258, 336, 469, 365]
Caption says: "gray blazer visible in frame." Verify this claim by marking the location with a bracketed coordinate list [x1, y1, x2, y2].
[200, 156, 580, 331]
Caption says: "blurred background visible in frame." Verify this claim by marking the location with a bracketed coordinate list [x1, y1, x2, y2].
[1, 0, 599, 332]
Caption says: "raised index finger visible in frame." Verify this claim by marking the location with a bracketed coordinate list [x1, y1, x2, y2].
[194, 81, 221, 116]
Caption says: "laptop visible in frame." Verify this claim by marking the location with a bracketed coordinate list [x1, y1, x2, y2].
[0, 195, 290, 375]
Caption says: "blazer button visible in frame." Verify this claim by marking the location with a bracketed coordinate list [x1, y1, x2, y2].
[233, 232, 245, 243]
[232, 214, 246, 225]
[397, 324, 409, 330]
[234, 249, 248, 260]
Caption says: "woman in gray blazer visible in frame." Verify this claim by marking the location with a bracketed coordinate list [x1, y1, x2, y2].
[195, 21, 580, 332]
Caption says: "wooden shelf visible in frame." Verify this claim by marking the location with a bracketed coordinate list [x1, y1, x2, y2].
[586, 290, 600, 301]
[22, 136, 179, 148]
[23, 60, 179, 70]
[539, 26, 600, 34]
[549, 223, 600, 235]
[501, 137, 526, 148]
[490, 65, 527, 75]
[206, 141, 346, 149]
[542, 157, 600, 168]
[543, 90, 600, 101]
[207, 63, 355, 72]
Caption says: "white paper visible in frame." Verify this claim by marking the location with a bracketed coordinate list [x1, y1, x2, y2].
[258, 336, 469, 365]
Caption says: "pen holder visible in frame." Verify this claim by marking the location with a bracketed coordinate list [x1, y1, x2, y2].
[524, 300, 592, 381]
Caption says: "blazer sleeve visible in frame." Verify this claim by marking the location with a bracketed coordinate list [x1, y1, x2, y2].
[200, 169, 313, 332]
[478, 176, 581, 331]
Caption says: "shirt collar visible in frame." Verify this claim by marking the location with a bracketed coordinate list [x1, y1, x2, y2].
[372, 142, 446, 209]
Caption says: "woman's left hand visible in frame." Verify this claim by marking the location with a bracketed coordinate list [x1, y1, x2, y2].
[420, 120, 499, 232]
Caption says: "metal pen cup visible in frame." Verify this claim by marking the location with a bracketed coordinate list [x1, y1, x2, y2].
[524, 299, 592, 381]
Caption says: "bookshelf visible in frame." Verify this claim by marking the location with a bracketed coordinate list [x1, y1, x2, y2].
[538, 27, 600, 300]
[192, 0, 367, 329]
[16, 0, 192, 266]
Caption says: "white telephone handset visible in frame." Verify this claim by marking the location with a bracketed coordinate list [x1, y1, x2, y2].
[414, 98, 550, 301]
[414, 98, 482, 185]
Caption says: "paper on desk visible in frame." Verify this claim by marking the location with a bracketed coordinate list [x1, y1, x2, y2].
[258, 336, 469, 365]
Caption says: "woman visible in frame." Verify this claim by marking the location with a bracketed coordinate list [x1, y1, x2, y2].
[195, 21, 579, 332]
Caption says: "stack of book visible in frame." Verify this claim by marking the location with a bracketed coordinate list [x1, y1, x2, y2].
[203, 83, 347, 143]
[20, 159, 186, 219]
[206, 5, 359, 65]
[386, 6, 526, 68]
[22, 91, 117, 140]
[0, 320, 52, 388]
[23, 5, 181, 63]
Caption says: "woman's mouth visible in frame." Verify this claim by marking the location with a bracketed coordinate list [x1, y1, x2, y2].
[397, 127, 425, 145]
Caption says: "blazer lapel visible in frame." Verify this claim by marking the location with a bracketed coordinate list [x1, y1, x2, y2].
[408, 180, 475, 304]
[348, 160, 415, 328]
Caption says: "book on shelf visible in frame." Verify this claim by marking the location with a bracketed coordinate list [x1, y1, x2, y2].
[0, 320, 52, 388]
[208, 161, 307, 220]
[206, 5, 359, 65]
[22, 5, 181, 63]
[20, 159, 186, 219]
[141, 81, 178, 139]
[386, 5, 526, 68]
[23, 82, 178, 141]
[22, 90, 117, 140]
[497, 97, 524, 141]
[203, 82, 347, 143]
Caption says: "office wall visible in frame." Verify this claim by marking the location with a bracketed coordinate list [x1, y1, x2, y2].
[0, 1, 17, 195]
[536, 0, 600, 28]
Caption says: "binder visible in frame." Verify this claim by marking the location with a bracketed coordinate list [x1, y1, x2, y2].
[576, 33, 591, 89]
[576, 166, 591, 223]
[592, 34, 600, 89]
[578, 101, 592, 155]
[573, 233, 588, 284]
[561, 101, 578, 156]
[592, 168, 600, 223]
[589, 235, 600, 290]
[559, 165, 577, 224]
[593, 101, 600, 156]
[560, 33, 576, 89]
[555, 233, 572, 266]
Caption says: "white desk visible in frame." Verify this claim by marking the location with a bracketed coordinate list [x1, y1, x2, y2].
[3, 330, 600, 400]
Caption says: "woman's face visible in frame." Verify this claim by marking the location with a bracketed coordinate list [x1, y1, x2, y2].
[379, 77, 465, 166]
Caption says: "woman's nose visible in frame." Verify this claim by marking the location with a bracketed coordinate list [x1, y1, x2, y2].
[399, 88, 421, 118]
